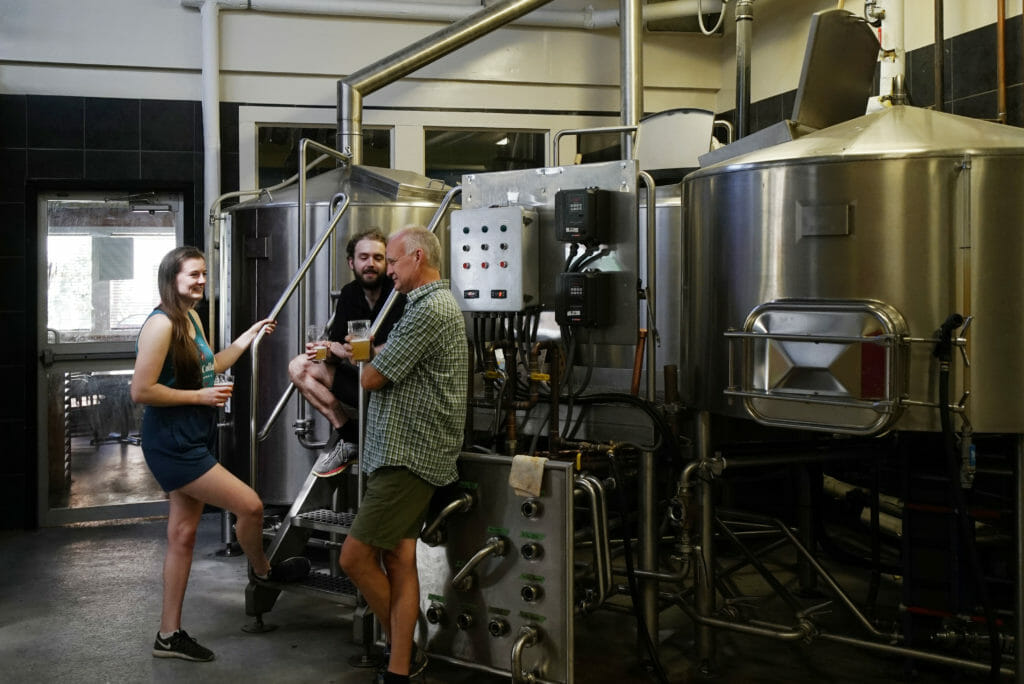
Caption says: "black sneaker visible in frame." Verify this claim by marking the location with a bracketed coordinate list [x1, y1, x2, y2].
[265, 556, 311, 582]
[152, 630, 215, 662]
[409, 644, 428, 677]
[380, 643, 428, 678]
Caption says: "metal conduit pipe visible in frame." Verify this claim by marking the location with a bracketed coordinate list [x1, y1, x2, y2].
[182, 0, 724, 30]
[871, 0, 905, 108]
[200, 0, 221, 336]
[934, 0, 944, 111]
[798, 627, 1015, 678]
[621, 0, 643, 159]
[637, 170, 658, 645]
[337, 0, 558, 162]
[735, 0, 753, 138]
[997, 0, 1007, 124]
[669, 592, 812, 642]
[694, 410, 715, 670]
[718, 508, 891, 640]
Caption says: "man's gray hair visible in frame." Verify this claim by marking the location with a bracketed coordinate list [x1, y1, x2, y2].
[397, 226, 441, 269]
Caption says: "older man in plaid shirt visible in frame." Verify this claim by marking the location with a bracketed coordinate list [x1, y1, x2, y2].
[339, 225, 467, 684]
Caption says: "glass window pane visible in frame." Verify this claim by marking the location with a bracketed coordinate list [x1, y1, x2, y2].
[49, 368, 160, 510]
[257, 125, 391, 187]
[577, 131, 622, 163]
[424, 129, 545, 187]
[46, 199, 178, 343]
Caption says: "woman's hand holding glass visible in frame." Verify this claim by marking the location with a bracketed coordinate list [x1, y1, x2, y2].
[196, 384, 232, 407]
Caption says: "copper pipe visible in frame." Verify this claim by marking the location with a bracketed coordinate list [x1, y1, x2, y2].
[997, 0, 1007, 124]
[630, 328, 648, 396]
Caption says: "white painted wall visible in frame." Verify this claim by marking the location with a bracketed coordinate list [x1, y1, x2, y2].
[0, 0, 1010, 175]
[714, 0, 1024, 112]
[1, 1, 1008, 107]
[0, 0, 716, 110]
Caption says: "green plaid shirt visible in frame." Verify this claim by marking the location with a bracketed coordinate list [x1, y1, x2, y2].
[363, 279, 467, 486]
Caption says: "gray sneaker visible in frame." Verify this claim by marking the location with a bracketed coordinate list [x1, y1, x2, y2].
[313, 440, 357, 478]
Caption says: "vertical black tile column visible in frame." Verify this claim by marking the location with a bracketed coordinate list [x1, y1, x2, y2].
[85, 97, 141, 180]
[0, 94, 33, 528]
[1, 94, 241, 528]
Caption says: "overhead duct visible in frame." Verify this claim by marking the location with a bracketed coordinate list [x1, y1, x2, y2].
[181, 0, 725, 30]
[336, 0, 557, 164]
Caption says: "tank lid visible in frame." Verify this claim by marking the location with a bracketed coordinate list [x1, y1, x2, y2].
[352, 165, 448, 201]
[689, 106, 1024, 178]
[227, 164, 450, 210]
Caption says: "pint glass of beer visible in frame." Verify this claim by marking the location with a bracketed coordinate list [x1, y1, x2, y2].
[348, 319, 371, 362]
[306, 325, 329, 362]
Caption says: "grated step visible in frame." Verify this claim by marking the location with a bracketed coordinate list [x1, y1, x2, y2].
[303, 569, 358, 596]
[292, 509, 356, 534]
[257, 569, 359, 605]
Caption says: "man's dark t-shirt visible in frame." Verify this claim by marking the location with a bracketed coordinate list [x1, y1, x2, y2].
[328, 277, 406, 407]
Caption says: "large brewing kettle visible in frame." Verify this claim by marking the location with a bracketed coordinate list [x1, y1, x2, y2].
[682, 105, 1024, 434]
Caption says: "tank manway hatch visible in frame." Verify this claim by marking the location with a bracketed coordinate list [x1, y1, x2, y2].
[700, 8, 879, 167]
[351, 165, 449, 202]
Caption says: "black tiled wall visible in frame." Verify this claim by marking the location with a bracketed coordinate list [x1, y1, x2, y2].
[718, 15, 1024, 137]
[0, 94, 240, 529]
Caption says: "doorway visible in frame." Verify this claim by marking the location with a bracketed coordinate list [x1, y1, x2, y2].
[37, 191, 184, 525]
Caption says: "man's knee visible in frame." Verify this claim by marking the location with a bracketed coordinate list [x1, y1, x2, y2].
[340, 536, 376, 578]
[287, 354, 308, 383]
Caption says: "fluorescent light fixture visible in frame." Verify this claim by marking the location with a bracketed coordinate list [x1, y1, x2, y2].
[129, 201, 173, 214]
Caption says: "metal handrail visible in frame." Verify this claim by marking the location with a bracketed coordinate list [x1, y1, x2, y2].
[365, 184, 462, 342]
[207, 152, 332, 347]
[257, 384, 297, 443]
[297, 139, 353, 352]
[575, 475, 612, 612]
[724, 329, 899, 345]
[551, 125, 638, 165]
[248, 191, 351, 491]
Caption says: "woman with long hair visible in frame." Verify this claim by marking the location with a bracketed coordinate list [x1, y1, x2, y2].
[131, 246, 308, 662]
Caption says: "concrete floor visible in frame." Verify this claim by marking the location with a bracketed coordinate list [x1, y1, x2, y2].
[0, 513, 994, 684]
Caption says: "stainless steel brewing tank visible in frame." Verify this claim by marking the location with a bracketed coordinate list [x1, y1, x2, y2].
[682, 106, 1024, 433]
[224, 165, 452, 504]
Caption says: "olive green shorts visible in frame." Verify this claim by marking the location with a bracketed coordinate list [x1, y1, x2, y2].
[349, 466, 435, 550]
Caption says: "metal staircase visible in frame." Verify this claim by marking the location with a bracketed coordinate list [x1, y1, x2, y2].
[245, 465, 362, 629]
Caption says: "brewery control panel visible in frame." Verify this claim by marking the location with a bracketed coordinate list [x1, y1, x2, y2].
[416, 453, 574, 683]
[450, 206, 538, 312]
[554, 187, 613, 246]
[556, 270, 613, 328]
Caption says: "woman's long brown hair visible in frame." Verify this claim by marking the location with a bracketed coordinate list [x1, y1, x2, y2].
[156, 246, 205, 390]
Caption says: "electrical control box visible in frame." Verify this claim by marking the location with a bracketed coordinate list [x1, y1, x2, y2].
[555, 271, 613, 327]
[554, 187, 612, 245]
[450, 206, 539, 312]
